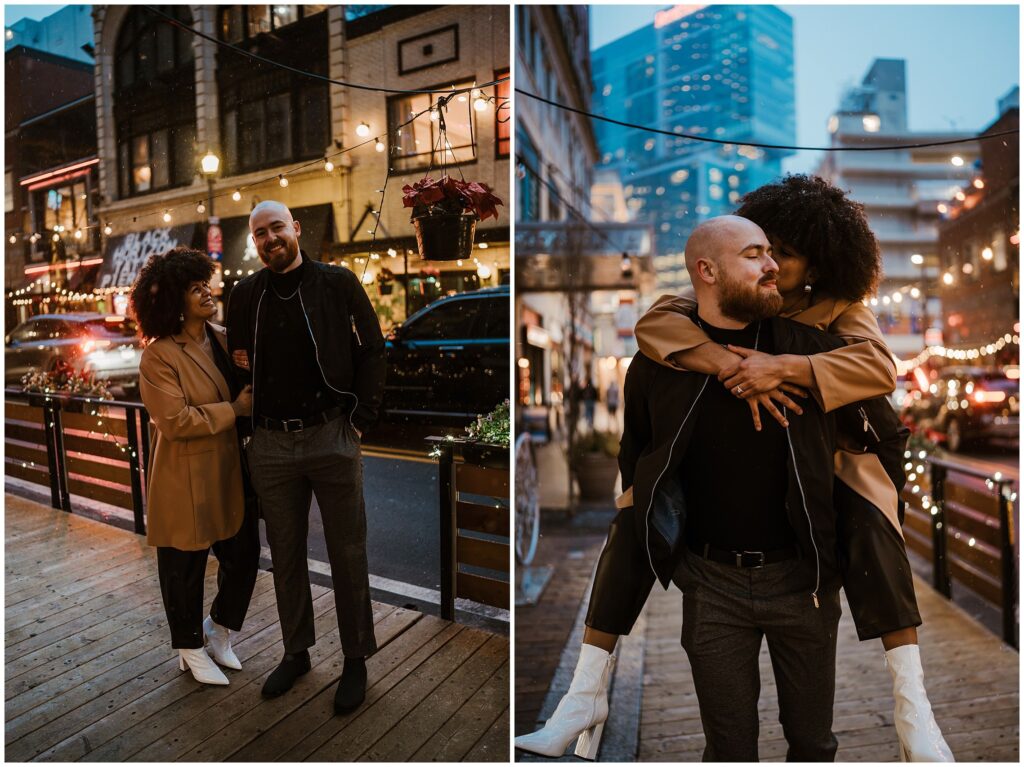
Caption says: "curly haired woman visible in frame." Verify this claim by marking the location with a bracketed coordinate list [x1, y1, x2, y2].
[130, 247, 257, 686]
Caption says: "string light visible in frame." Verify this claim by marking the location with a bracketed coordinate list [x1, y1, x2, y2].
[324, 159, 335, 173]
[232, 189, 242, 202]
[356, 122, 371, 137]
[162, 211, 172, 223]
[893, 331, 1019, 375]
[196, 202, 206, 214]
[278, 175, 289, 187]
[375, 139, 385, 153]
[103, 224, 112, 235]
[52, 233, 60, 242]
[9, 234, 16, 244]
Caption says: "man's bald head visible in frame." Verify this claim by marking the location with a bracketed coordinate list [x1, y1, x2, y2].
[683, 215, 769, 276]
[249, 200, 294, 232]
[683, 215, 782, 325]
[249, 200, 302, 273]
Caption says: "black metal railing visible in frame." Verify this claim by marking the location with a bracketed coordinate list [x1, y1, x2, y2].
[920, 455, 1017, 648]
[5, 388, 150, 535]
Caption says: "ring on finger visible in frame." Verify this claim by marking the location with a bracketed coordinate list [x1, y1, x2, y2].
[734, 385, 744, 395]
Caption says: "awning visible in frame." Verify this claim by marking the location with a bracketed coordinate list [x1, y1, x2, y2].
[218, 203, 334, 274]
[96, 224, 198, 289]
[515, 221, 656, 293]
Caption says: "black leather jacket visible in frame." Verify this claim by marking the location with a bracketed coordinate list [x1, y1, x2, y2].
[620, 315, 908, 597]
[225, 252, 387, 433]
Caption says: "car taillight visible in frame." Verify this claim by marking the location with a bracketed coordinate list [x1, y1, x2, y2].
[80, 338, 112, 354]
[973, 389, 1007, 404]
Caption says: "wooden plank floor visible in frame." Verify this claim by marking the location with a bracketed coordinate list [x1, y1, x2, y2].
[639, 574, 1019, 762]
[5, 494, 509, 762]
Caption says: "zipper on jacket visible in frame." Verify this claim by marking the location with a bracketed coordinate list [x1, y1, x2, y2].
[350, 315, 363, 347]
[783, 405, 821, 608]
[250, 288, 266, 431]
[642, 376, 710, 580]
[858, 406, 880, 441]
[297, 288, 361, 431]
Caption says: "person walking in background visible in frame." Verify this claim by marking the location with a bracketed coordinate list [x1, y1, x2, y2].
[605, 379, 620, 426]
[581, 378, 598, 429]
[227, 200, 386, 715]
[131, 247, 259, 686]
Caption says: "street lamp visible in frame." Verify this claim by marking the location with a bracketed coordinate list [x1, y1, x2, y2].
[200, 151, 222, 261]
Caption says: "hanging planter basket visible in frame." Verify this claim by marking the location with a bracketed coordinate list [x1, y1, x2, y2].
[412, 213, 477, 262]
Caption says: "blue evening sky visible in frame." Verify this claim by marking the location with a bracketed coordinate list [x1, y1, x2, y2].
[5, 5, 66, 25]
[590, 4, 1020, 173]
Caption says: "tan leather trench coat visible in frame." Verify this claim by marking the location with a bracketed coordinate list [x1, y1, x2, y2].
[139, 323, 244, 551]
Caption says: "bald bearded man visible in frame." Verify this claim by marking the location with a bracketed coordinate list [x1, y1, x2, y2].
[226, 201, 386, 714]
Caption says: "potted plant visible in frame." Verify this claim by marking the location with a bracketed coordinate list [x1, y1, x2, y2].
[462, 399, 511, 467]
[571, 431, 620, 501]
[402, 175, 503, 261]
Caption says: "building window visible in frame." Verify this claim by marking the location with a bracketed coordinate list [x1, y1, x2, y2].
[114, 6, 197, 199]
[218, 8, 329, 175]
[495, 69, 510, 158]
[516, 126, 540, 222]
[388, 80, 478, 174]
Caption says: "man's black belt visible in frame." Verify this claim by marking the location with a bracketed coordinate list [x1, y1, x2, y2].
[688, 541, 800, 569]
[257, 405, 347, 433]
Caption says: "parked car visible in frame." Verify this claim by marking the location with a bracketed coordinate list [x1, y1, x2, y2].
[5, 313, 143, 396]
[384, 286, 509, 422]
[899, 366, 1020, 452]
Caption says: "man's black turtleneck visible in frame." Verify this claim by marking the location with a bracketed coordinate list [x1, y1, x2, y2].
[681, 315, 796, 552]
[257, 258, 340, 420]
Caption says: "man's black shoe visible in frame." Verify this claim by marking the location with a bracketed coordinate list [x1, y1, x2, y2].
[333, 657, 367, 714]
[261, 651, 311, 698]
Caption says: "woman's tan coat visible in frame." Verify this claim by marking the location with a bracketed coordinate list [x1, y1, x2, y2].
[632, 292, 904, 536]
[139, 324, 244, 551]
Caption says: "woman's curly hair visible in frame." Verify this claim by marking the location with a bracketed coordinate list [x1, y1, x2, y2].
[736, 174, 881, 301]
[129, 246, 215, 340]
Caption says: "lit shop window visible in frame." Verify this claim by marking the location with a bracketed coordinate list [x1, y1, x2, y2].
[388, 80, 478, 174]
[495, 69, 510, 159]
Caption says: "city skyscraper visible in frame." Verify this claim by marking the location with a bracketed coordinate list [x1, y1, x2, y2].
[591, 4, 796, 292]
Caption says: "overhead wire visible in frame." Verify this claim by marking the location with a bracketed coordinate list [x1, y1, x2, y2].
[516, 88, 1019, 152]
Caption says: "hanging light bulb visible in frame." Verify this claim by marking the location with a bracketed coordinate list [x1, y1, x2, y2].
[162, 211, 172, 223]
[356, 122, 371, 137]
[477, 264, 492, 280]
[279, 175, 289, 187]
[386, 248, 397, 257]
[52, 233, 60, 242]
[103, 223, 112, 235]
[473, 96, 488, 112]
[232, 189, 242, 202]
[429, 109, 440, 122]
[375, 139, 385, 153]
[8, 234, 16, 244]
[196, 202, 206, 214]
[74, 229, 83, 239]
[324, 158, 335, 173]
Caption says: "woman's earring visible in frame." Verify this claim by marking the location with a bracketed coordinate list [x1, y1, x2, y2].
[804, 283, 813, 294]
[179, 313, 185, 322]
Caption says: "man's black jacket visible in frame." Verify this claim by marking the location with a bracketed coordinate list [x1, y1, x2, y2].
[226, 251, 386, 433]
[619, 314, 908, 596]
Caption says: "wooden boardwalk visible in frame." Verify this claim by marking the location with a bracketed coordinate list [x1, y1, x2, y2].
[640, 575, 1019, 762]
[5, 494, 509, 762]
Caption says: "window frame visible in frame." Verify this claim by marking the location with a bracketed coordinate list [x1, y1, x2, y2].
[386, 77, 480, 176]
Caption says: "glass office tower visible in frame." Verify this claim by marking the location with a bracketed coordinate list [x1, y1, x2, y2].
[592, 5, 796, 292]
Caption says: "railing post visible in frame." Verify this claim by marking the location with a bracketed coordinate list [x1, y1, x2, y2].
[51, 403, 72, 513]
[930, 463, 951, 598]
[124, 408, 146, 535]
[996, 480, 1018, 649]
[41, 400, 62, 510]
[438, 441, 456, 621]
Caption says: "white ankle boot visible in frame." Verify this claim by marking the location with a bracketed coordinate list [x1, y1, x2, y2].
[886, 644, 954, 762]
[203, 616, 242, 670]
[515, 644, 615, 760]
[178, 647, 230, 685]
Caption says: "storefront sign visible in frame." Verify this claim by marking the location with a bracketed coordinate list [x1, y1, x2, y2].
[97, 225, 195, 288]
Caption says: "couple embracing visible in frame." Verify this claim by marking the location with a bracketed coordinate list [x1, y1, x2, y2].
[517, 176, 955, 762]
[129, 201, 383, 714]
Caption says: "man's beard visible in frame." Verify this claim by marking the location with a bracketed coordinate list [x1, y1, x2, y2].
[259, 239, 299, 272]
[717, 269, 784, 323]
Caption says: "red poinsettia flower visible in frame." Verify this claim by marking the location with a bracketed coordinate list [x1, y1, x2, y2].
[401, 175, 504, 221]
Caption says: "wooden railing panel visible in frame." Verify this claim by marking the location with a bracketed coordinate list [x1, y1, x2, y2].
[456, 535, 509, 574]
[455, 464, 509, 498]
[456, 501, 510, 537]
[456, 572, 509, 609]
